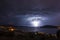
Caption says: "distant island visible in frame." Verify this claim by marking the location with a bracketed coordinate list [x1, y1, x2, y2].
[0, 25, 58, 28]
[40, 25, 57, 28]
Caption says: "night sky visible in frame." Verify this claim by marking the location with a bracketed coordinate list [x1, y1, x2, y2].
[0, 0, 60, 27]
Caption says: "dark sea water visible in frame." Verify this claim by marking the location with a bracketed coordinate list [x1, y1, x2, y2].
[16, 27, 58, 34]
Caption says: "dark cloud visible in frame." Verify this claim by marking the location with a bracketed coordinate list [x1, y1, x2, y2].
[0, 0, 60, 26]
[16, 0, 60, 11]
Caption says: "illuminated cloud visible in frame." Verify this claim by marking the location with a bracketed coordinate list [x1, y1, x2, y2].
[30, 20, 41, 27]
[27, 15, 47, 27]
